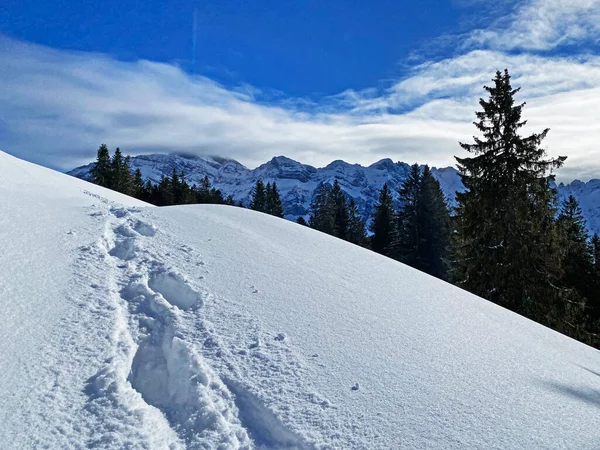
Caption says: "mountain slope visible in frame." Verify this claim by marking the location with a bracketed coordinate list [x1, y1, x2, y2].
[69, 153, 600, 236]
[3, 150, 599, 448]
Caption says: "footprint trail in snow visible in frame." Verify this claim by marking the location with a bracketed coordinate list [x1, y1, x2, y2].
[85, 206, 320, 449]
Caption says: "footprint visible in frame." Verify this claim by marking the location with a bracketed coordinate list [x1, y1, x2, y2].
[109, 238, 136, 260]
[110, 207, 129, 218]
[148, 270, 204, 311]
[115, 223, 137, 237]
[133, 220, 157, 237]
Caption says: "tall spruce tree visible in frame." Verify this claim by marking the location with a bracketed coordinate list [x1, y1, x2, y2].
[331, 180, 350, 240]
[250, 180, 267, 212]
[309, 183, 334, 234]
[110, 148, 127, 193]
[132, 168, 147, 199]
[196, 176, 213, 203]
[392, 164, 422, 266]
[590, 233, 600, 322]
[454, 69, 566, 321]
[370, 184, 395, 255]
[266, 182, 284, 217]
[347, 198, 367, 247]
[121, 155, 135, 196]
[556, 195, 594, 339]
[156, 175, 174, 206]
[557, 195, 593, 294]
[90, 144, 112, 188]
[417, 166, 451, 279]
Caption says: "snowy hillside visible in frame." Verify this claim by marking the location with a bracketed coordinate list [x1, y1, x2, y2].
[69, 153, 600, 236]
[3, 150, 599, 449]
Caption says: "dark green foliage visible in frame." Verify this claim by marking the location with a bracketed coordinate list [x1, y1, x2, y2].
[370, 184, 395, 255]
[347, 199, 367, 247]
[307, 181, 366, 245]
[133, 168, 146, 198]
[392, 164, 422, 267]
[195, 176, 213, 203]
[557, 196, 593, 292]
[309, 183, 334, 235]
[296, 216, 308, 226]
[331, 180, 350, 240]
[417, 166, 451, 279]
[590, 234, 600, 322]
[86, 145, 234, 208]
[110, 148, 129, 194]
[453, 69, 567, 325]
[266, 182, 284, 218]
[90, 144, 112, 188]
[556, 196, 598, 340]
[390, 164, 451, 279]
[250, 180, 267, 212]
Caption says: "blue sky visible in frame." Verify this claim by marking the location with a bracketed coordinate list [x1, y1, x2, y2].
[2, 0, 472, 96]
[1, 0, 600, 180]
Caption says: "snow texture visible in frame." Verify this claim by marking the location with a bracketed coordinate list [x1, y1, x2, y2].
[2, 150, 600, 449]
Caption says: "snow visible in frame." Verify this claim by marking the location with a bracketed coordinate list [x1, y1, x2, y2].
[2, 150, 600, 448]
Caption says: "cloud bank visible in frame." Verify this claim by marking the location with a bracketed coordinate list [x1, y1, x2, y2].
[0, 0, 599, 181]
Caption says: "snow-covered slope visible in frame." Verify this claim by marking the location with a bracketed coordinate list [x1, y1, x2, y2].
[69, 153, 600, 236]
[3, 150, 599, 449]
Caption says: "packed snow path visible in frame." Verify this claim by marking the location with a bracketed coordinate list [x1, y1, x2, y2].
[82, 206, 317, 449]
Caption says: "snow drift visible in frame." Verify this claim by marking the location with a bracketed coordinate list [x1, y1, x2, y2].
[1, 150, 599, 449]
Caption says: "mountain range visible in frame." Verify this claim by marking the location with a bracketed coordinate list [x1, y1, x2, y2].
[69, 153, 600, 236]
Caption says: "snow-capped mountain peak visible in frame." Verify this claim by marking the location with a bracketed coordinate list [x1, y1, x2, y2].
[68, 153, 600, 236]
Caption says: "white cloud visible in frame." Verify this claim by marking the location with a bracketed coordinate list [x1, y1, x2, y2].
[466, 0, 600, 51]
[1, 0, 600, 182]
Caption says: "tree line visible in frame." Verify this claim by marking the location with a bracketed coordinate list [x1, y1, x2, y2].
[297, 70, 600, 347]
[89, 144, 286, 219]
[87, 70, 600, 348]
[449, 70, 600, 347]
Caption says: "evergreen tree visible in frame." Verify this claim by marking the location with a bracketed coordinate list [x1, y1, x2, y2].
[110, 148, 127, 192]
[330, 180, 350, 240]
[211, 188, 225, 204]
[556, 196, 595, 336]
[169, 168, 182, 204]
[347, 199, 367, 247]
[417, 166, 451, 279]
[156, 175, 174, 206]
[370, 184, 395, 255]
[392, 164, 422, 266]
[309, 183, 334, 234]
[90, 144, 112, 188]
[133, 168, 145, 198]
[590, 233, 600, 321]
[121, 155, 135, 196]
[454, 69, 566, 322]
[178, 172, 195, 204]
[592, 234, 600, 266]
[250, 180, 267, 212]
[194, 176, 209, 203]
[557, 195, 593, 293]
[266, 182, 284, 217]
